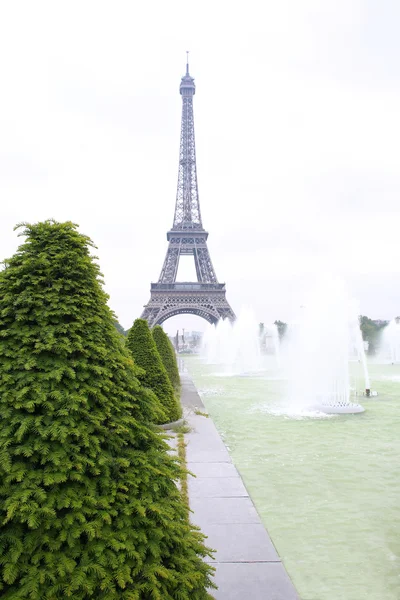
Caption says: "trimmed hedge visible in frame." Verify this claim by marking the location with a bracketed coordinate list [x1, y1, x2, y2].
[152, 326, 181, 391]
[0, 221, 214, 599]
[126, 319, 181, 424]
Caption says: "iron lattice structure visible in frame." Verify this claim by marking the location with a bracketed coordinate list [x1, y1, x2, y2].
[141, 60, 235, 327]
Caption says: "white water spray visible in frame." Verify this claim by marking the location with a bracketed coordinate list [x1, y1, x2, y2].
[380, 318, 400, 363]
[201, 309, 272, 375]
[261, 323, 281, 367]
[284, 277, 367, 414]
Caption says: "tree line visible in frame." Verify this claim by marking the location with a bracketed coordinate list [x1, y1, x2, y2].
[260, 317, 392, 355]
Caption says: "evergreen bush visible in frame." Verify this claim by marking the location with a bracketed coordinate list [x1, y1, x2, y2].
[126, 320, 181, 424]
[152, 325, 180, 391]
[0, 221, 214, 599]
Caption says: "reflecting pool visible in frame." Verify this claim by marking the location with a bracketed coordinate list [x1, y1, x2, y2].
[184, 357, 400, 600]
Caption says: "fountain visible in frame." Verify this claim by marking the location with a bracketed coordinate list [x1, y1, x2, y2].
[285, 277, 367, 414]
[201, 308, 269, 375]
[380, 318, 400, 363]
[349, 308, 371, 393]
[261, 323, 281, 367]
[201, 318, 234, 367]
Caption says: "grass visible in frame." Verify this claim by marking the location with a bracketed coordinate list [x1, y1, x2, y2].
[177, 432, 189, 509]
[170, 420, 192, 434]
[194, 409, 209, 417]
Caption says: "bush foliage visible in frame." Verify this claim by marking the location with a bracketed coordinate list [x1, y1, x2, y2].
[152, 326, 180, 391]
[0, 221, 213, 599]
[126, 320, 181, 424]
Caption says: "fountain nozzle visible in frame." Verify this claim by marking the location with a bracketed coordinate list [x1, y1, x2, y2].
[365, 388, 371, 397]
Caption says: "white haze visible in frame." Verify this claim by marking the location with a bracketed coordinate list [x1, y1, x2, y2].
[0, 1, 399, 333]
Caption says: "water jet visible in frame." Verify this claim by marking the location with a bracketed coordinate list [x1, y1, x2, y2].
[379, 318, 400, 363]
[285, 277, 367, 415]
[201, 309, 279, 374]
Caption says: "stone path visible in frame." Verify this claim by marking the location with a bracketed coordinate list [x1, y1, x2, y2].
[180, 372, 299, 600]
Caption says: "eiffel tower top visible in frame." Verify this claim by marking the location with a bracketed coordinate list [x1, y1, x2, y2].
[172, 54, 203, 231]
[179, 52, 195, 96]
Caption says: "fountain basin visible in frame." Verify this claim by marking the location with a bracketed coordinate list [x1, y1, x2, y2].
[310, 403, 365, 414]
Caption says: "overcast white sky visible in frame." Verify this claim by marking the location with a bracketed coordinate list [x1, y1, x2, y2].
[1, 0, 399, 333]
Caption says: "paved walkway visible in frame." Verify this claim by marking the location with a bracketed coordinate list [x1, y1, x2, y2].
[180, 372, 299, 600]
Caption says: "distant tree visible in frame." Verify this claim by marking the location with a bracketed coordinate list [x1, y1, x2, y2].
[259, 323, 265, 337]
[190, 331, 202, 350]
[0, 220, 214, 598]
[152, 325, 181, 391]
[113, 320, 126, 336]
[126, 319, 181, 423]
[274, 320, 288, 340]
[359, 315, 388, 355]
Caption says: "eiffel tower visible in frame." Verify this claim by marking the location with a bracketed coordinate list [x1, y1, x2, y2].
[141, 57, 235, 327]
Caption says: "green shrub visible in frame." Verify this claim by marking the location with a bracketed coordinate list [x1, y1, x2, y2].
[0, 220, 214, 599]
[126, 320, 181, 424]
[152, 326, 181, 391]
